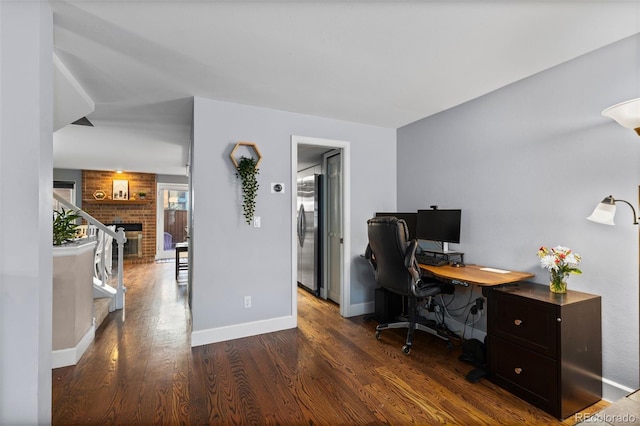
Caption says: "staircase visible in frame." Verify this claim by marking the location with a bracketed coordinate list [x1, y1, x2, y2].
[93, 276, 117, 312]
[93, 297, 111, 330]
[54, 192, 127, 311]
[52, 193, 127, 369]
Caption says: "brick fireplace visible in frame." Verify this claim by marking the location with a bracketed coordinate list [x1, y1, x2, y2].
[81, 170, 156, 262]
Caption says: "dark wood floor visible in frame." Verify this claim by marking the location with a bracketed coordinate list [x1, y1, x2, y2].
[52, 262, 607, 425]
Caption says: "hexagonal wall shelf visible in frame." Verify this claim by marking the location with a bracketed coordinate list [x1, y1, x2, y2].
[230, 141, 262, 169]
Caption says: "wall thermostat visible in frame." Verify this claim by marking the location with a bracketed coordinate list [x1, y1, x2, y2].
[271, 183, 284, 193]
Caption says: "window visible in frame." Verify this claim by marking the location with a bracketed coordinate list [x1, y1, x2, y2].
[53, 180, 75, 211]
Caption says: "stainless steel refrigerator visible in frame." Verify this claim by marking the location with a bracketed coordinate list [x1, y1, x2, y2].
[296, 173, 323, 295]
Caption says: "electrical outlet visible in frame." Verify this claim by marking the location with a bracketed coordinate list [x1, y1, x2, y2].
[244, 296, 251, 308]
[253, 216, 261, 228]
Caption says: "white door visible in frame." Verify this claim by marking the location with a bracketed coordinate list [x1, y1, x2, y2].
[156, 184, 189, 259]
[325, 151, 342, 304]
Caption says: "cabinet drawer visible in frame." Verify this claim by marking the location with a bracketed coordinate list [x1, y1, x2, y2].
[489, 336, 559, 416]
[490, 290, 558, 357]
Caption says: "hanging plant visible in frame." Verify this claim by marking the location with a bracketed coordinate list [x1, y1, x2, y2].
[235, 156, 260, 224]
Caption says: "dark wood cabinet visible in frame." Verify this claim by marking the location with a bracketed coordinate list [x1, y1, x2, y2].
[487, 282, 602, 419]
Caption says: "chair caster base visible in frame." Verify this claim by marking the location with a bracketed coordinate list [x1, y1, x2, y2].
[402, 344, 411, 355]
[375, 330, 381, 340]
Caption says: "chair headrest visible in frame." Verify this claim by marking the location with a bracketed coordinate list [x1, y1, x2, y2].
[367, 216, 409, 246]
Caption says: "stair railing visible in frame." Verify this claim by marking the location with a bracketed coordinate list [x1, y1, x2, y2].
[53, 193, 126, 310]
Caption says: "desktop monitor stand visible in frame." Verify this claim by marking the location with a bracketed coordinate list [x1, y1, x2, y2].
[442, 242, 450, 253]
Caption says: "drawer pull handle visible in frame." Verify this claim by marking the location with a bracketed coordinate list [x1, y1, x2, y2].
[514, 319, 523, 326]
[514, 367, 523, 375]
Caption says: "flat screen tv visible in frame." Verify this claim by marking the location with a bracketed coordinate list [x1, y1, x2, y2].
[375, 212, 417, 240]
[415, 209, 461, 251]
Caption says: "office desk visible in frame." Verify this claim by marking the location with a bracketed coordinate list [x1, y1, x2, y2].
[419, 263, 601, 419]
[419, 263, 534, 290]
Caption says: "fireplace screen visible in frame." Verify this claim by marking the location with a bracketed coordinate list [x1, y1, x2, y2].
[124, 231, 143, 258]
[107, 223, 143, 260]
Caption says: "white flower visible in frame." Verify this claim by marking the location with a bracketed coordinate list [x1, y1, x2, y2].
[564, 253, 579, 265]
[540, 255, 558, 271]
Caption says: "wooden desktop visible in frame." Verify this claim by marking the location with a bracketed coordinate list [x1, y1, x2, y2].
[419, 263, 534, 289]
[418, 262, 602, 420]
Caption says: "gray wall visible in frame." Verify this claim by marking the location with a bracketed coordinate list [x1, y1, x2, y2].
[191, 98, 396, 341]
[398, 34, 640, 395]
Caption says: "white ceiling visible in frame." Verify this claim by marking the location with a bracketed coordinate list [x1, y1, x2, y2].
[52, 1, 640, 175]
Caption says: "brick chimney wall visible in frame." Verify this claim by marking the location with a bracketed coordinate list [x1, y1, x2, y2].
[81, 170, 156, 262]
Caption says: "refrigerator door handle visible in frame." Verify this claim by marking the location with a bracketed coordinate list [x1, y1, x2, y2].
[297, 205, 305, 247]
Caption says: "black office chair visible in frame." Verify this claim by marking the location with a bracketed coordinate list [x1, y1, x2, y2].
[366, 216, 454, 354]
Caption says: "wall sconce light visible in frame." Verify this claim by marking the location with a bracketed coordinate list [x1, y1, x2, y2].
[587, 195, 639, 225]
[602, 98, 640, 136]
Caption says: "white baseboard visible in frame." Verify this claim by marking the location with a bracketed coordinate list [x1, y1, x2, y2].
[191, 315, 296, 347]
[602, 378, 636, 402]
[51, 325, 95, 369]
[348, 301, 374, 317]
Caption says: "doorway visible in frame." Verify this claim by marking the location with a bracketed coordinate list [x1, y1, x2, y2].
[291, 135, 351, 319]
[156, 183, 189, 260]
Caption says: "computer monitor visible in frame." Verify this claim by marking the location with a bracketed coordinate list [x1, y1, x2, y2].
[375, 212, 417, 240]
[415, 208, 461, 252]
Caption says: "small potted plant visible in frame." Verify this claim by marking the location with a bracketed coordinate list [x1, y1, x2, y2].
[53, 207, 81, 246]
[137, 191, 147, 200]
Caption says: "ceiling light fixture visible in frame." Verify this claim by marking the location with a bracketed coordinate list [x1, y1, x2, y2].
[587, 195, 639, 225]
[602, 98, 640, 136]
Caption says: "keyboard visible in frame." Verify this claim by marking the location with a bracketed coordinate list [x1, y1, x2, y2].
[416, 254, 448, 266]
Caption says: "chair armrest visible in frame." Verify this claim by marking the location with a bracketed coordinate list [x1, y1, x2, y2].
[364, 243, 377, 271]
[404, 239, 418, 269]
[405, 240, 424, 289]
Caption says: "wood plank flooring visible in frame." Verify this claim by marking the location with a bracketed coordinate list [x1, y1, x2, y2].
[52, 262, 608, 424]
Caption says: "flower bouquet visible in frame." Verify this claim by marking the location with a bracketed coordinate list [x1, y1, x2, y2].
[537, 245, 582, 293]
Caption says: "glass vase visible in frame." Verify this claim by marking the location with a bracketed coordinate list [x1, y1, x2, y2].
[550, 272, 568, 294]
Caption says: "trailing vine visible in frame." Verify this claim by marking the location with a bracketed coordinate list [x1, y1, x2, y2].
[235, 156, 260, 224]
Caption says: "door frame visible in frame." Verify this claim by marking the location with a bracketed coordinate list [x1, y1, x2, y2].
[155, 183, 189, 260]
[291, 135, 351, 320]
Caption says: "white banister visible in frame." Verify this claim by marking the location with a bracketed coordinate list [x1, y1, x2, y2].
[53, 193, 126, 310]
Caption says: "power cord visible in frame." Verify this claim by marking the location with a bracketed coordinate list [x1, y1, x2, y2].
[421, 289, 486, 341]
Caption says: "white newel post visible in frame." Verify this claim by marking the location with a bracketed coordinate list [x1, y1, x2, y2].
[116, 228, 126, 310]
